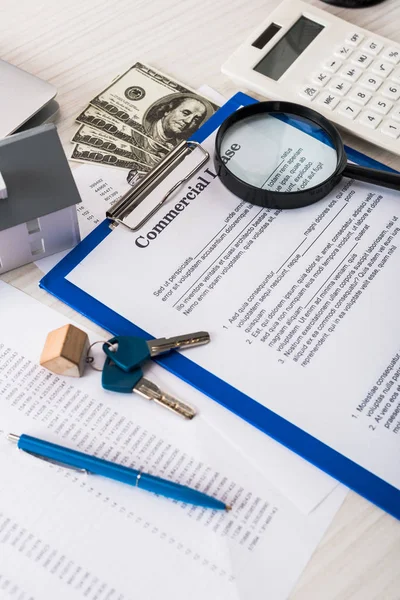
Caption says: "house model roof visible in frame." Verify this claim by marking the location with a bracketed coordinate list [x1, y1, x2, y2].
[0, 123, 81, 232]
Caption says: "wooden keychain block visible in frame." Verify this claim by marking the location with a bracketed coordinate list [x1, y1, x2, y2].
[40, 324, 89, 377]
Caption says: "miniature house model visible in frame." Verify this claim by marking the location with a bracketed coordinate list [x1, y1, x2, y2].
[0, 123, 81, 275]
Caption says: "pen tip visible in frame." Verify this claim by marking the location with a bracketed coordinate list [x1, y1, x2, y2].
[225, 504, 232, 512]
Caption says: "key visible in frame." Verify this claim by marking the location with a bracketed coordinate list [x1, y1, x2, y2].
[391, 108, 400, 122]
[370, 60, 393, 78]
[334, 44, 353, 59]
[317, 91, 340, 110]
[361, 38, 383, 56]
[338, 65, 363, 82]
[381, 47, 400, 65]
[358, 73, 383, 91]
[337, 101, 361, 120]
[298, 85, 319, 100]
[328, 78, 351, 96]
[346, 32, 364, 47]
[311, 71, 331, 87]
[103, 331, 210, 372]
[380, 119, 400, 139]
[323, 58, 343, 73]
[350, 51, 373, 69]
[102, 357, 196, 419]
[380, 81, 400, 101]
[390, 68, 400, 84]
[348, 87, 372, 106]
[358, 110, 382, 129]
[368, 96, 393, 115]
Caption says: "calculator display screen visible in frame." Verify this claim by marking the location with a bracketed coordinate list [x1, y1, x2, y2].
[254, 16, 324, 81]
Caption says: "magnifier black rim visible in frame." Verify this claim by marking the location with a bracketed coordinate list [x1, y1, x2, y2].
[214, 101, 348, 210]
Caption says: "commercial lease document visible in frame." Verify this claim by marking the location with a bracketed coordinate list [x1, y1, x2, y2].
[36, 167, 338, 514]
[67, 125, 400, 502]
[0, 283, 346, 599]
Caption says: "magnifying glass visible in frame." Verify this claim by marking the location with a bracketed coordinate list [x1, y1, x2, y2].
[214, 101, 400, 210]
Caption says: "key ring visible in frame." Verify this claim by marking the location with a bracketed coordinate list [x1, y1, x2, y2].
[86, 340, 116, 371]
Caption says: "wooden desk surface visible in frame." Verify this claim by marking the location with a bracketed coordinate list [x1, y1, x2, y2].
[1, 0, 399, 597]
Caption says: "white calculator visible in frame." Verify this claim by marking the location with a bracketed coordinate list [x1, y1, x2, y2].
[222, 0, 400, 155]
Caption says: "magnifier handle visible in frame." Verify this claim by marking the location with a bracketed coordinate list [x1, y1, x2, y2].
[343, 164, 400, 192]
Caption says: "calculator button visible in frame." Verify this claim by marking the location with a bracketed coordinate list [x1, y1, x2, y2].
[346, 32, 364, 47]
[347, 87, 373, 105]
[337, 101, 361, 119]
[358, 110, 382, 129]
[367, 96, 393, 115]
[390, 107, 400, 122]
[381, 47, 400, 65]
[380, 119, 400, 138]
[311, 71, 331, 87]
[328, 78, 352, 96]
[323, 58, 343, 73]
[389, 68, 400, 84]
[317, 91, 340, 110]
[370, 60, 393, 78]
[299, 85, 319, 100]
[334, 45, 353, 59]
[361, 39, 383, 56]
[380, 82, 400, 101]
[351, 51, 373, 68]
[338, 65, 363, 82]
[358, 73, 383, 91]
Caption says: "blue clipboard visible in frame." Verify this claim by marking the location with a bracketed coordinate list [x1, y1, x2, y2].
[40, 92, 400, 520]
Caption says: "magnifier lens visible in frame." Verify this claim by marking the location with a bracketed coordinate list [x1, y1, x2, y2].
[219, 112, 339, 193]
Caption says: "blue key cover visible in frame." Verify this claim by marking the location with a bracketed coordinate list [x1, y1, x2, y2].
[102, 357, 143, 393]
[103, 336, 150, 372]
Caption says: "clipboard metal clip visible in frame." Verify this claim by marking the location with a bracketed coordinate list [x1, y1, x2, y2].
[106, 140, 209, 232]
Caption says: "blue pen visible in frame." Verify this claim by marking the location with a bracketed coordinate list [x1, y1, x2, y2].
[8, 433, 230, 512]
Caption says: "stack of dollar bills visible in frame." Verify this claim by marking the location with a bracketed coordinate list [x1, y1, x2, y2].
[70, 62, 219, 182]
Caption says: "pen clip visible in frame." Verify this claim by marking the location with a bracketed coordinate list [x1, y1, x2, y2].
[25, 450, 88, 474]
[8, 433, 87, 474]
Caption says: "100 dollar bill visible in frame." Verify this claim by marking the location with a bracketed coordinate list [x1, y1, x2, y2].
[76, 105, 166, 153]
[90, 62, 218, 162]
[70, 143, 151, 172]
[71, 125, 161, 165]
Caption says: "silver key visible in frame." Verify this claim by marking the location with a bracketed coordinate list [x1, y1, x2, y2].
[135, 378, 196, 419]
[102, 358, 197, 419]
[103, 331, 210, 373]
[149, 331, 210, 356]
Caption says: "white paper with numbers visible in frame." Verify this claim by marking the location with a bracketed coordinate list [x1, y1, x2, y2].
[0, 282, 346, 599]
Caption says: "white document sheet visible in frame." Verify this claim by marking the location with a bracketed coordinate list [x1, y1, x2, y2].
[152, 362, 338, 513]
[66, 125, 400, 501]
[0, 282, 347, 599]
